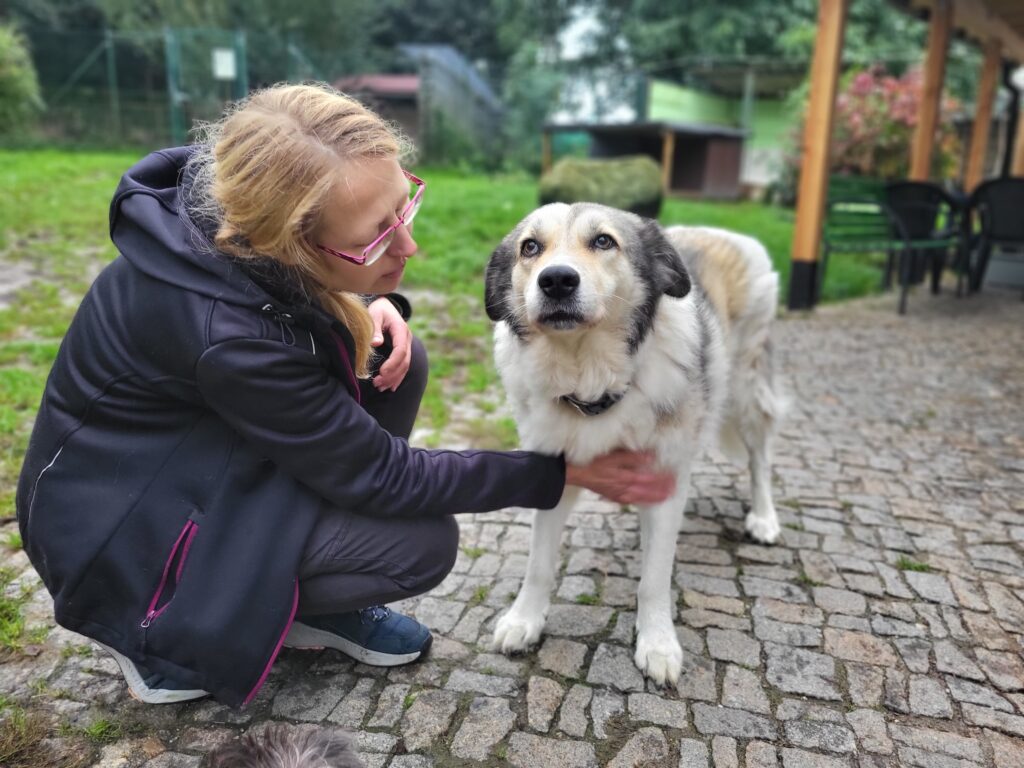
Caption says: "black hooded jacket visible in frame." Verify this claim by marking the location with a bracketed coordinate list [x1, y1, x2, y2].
[15, 146, 565, 707]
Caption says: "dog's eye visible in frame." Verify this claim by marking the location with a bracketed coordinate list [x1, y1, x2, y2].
[521, 239, 542, 258]
[593, 234, 617, 250]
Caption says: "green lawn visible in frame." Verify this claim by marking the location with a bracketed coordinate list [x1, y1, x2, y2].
[0, 149, 886, 516]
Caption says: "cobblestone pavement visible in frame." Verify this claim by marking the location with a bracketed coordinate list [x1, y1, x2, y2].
[3, 287, 1024, 767]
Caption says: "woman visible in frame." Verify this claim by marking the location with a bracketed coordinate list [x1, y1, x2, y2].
[15, 83, 674, 708]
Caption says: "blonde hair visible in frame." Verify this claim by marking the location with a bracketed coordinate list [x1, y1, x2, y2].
[186, 82, 409, 377]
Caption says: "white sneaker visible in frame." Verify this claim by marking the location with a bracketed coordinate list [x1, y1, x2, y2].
[96, 642, 209, 704]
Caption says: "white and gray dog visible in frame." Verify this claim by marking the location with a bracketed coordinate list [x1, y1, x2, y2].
[206, 725, 364, 768]
[484, 202, 784, 686]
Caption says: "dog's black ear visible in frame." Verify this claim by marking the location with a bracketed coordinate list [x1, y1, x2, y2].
[639, 219, 691, 298]
[484, 236, 516, 322]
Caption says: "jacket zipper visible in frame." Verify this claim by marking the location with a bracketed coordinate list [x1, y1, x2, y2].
[261, 303, 296, 346]
[141, 519, 199, 628]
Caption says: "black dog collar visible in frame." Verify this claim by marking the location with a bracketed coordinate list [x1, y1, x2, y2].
[560, 389, 627, 416]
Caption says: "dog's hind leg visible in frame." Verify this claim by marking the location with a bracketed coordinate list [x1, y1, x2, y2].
[735, 339, 783, 545]
[634, 477, 689, 686]
[492, 486, 580, 654]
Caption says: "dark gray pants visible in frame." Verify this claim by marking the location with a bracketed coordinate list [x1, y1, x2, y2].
[296, 337, 459, 616]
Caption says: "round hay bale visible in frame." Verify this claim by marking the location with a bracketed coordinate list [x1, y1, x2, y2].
[538, 155, 663, 218]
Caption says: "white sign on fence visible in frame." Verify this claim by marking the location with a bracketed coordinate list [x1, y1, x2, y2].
[212, 48, 237, 81]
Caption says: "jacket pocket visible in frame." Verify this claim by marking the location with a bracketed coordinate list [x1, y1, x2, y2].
[141, 516, 199, 628]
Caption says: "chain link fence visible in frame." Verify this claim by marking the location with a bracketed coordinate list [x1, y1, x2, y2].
[20, 27, 500, 159]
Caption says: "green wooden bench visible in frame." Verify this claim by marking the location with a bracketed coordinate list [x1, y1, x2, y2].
[819, 175, 964, 314]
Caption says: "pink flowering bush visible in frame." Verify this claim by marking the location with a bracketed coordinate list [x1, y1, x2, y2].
[830, 65, 961, 179]
[772, 64, 963, 204]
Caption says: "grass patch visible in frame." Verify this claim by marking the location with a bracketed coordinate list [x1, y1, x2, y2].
[783, 522, 805, 531]
[469, 585, 491, 606]
[0, 567, 31, 655]
[0, 706, 49, 767]
[574, 593, 600, 605]
[460, 546, 486, 560]
[895, 555, 931, 572]
[796, 571, 823, 587]
[4, 533, 21, 551]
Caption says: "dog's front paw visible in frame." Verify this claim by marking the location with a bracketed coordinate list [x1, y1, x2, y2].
[745, 512, 781, 545]
[491, 609, 546, 654]
[634, 630, 684, 686]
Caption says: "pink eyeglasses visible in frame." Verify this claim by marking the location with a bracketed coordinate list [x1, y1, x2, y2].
[316, 170, 425, 267]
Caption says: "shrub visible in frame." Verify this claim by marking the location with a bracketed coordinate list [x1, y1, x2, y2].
[774, 64, 962, 204]
[539, 155, 663, 217]
[0, 25, 44, 138]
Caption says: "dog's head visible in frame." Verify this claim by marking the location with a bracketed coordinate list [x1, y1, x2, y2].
[485, 203, 690, 348]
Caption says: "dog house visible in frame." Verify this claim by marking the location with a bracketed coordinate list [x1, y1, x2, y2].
[542, 121, 749, 200]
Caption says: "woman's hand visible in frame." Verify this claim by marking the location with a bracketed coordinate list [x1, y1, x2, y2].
[367, 297, 412, 391]
[565, 450, 676, 505]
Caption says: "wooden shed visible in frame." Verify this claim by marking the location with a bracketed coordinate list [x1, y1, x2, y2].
[542, 121, 749, 200]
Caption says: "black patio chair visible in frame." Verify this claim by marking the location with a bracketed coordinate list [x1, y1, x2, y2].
[883, 181, 965, 312]
[965, 177, 1024, 294]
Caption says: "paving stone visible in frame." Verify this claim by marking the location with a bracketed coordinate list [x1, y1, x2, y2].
[812, 587, 867, 615]
[368, 683, 410, 727]
[327, 676, 375, 727]
[846, 708, 893, 755]
[945, 675, 1016, 712]
[450, 696, 515, 761]
[527, 676, 563, 732]
[875, 563, 915, 599]
[975, 648, 1024, 691]
[546, 604, 615, 637]
[676, 571, 741, 598]
[683, 589, 746, 616]
[680, 609, 751, 631]
[908, 675, 953, 719]
[784, 720, 857, 753]
[893, 638, 932, 673]
[933, 640, 986, 682]
[590, 689, 625, 739]
[413, 597, 465, 633]
[752, 597, 824, 625]
[585, 643, 645, 692]
[904, 572, 958, 606]
[507, 733, 597, 768]
[765, 642, 841, 701]
[445, 668, 518, 696]
[711, 735, 738, 768]
[962, 703, 1024, 737]
[823, 628, 897, 667]
[692, 703, 778, 739]
[557, 683, 592, 738]
[401, 689, 460, 752]
[389, 758, 433, 768]
[678, 738, 711, 768]
[988, 729, 1024, 768]
[706, 628, 761, 668]
[627, 692, 688, 728]
[753, 615, 823, 647]
[889, 723, 984, 762]
[745, 741, 779, 768]
[741, 576, 808, 603]
[883, 667, 909, 714]
[721, 664, 771, 714]
[780, 748, 851, 768]
[843, 663, 884, 708]
[606, 727, 669, 768]
[538, 637, 588, 678]
[672, 653, 716, 702]
[270, 674, 349, 721]
[984, 582, 1024, 633]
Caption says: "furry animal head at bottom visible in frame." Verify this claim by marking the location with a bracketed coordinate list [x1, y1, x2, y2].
[484, 202, 691, 350]
[206, 724, 365, 768]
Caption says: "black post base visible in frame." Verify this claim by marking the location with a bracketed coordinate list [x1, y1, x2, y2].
[787, 260, 819, 310]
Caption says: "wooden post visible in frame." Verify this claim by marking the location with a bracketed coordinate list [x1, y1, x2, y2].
[541, 130, 552, 175]
[660, 130, 676, 193]
[910, 0, 953, 181]
[965, 38, 1002, 190]
[1014, 109, 1024, 176]
[787, 0, 849, 310]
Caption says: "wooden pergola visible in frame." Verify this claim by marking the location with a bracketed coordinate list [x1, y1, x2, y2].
[788, 0, 1024, 309]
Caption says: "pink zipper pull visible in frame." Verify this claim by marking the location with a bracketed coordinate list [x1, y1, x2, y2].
[141, 611, 156, 628]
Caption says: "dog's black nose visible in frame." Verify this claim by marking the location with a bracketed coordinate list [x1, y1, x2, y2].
[538, 266, 580, 300]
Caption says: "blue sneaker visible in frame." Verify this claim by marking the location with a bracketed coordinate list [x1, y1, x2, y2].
[284, 606, 432, 666]
[96, 642, 209, 705]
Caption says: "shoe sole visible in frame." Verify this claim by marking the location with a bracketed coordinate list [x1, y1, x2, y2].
[283, 622, 431, 667]
[95, 642, 209, 705]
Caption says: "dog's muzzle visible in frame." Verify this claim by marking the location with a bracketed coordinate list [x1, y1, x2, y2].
[536, 265, 586, 328]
